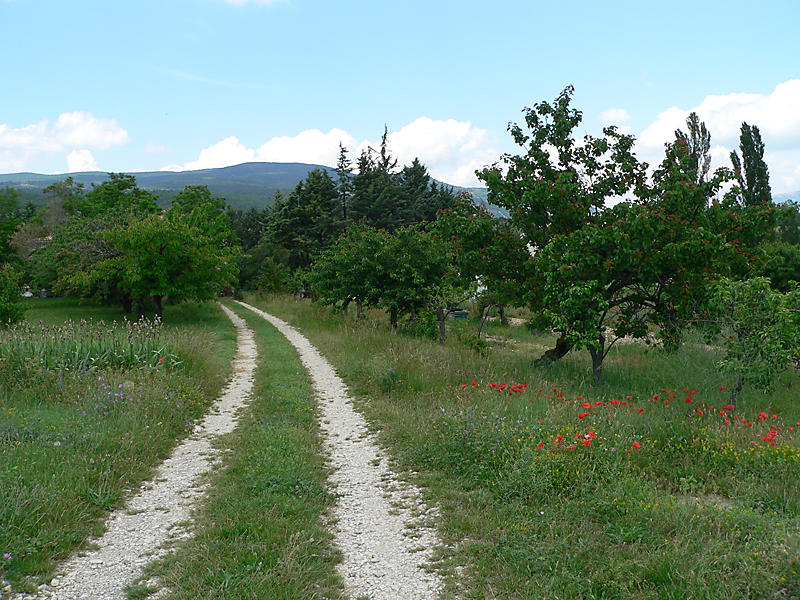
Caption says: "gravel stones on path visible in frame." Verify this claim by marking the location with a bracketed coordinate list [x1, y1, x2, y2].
[11, 304, 257, 600]
[237, 301, 442, 600]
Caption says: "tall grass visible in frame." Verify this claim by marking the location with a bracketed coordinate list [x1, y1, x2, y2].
[0, 318, 180, 386]
[247, 293, 800, 600]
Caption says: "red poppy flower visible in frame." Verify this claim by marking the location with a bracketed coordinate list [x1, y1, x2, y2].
[579, 412, 589, 419]
[632, 441, 641, 449]
[637, 408, 644, 414]
[582, 439, 591, 446]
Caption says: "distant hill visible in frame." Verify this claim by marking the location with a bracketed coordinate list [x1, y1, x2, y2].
[0, 161, 506, 216]
[0, 162, 337, 210]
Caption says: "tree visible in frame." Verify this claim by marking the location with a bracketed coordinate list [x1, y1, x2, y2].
[675, 112, 711, 183]
[0, 264, 24, 325]
[264, 169, 341, 270]
[1, 187, 22, 264]
[104, 189, 241, 318]
[312, 223, 390, 316]
[335, 142, 353, 223]
[706, 277, 800, 405]
[71, 173, 158, 218]
[477, 86, 648, 372]
[730, 123, 771, 207]
[430, 193, 528, 335]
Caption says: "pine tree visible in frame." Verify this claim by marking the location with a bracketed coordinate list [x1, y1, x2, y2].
[335, 142, 353, 223]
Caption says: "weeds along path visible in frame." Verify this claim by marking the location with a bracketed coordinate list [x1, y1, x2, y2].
[236, 301, 442, 600]
[13, 304, 256, 600]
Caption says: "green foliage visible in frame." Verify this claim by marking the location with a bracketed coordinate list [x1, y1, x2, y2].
[0, 264, 24, 326]
[68, 173, 158, 218]
[707, 277, 800, 403]
[255, 256, 290, 292]
[1, 186, 24, 264]
[675, 112, 711, 183]
[730, 123, 772, 207]
[264, 169, 342, 270]
[760, 241, 800, 292]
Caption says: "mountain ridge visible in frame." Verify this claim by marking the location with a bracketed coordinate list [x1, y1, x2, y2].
[0, 161, 504, 215]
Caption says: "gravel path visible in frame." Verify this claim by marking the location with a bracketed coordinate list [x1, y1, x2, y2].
[236, 301, 442, 600]
[11, 304, 257, 600]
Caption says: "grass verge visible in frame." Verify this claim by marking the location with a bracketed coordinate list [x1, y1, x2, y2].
[133, 300, 343, 599]
[246, 292, 800, 600]
[0, 299, 235, 593]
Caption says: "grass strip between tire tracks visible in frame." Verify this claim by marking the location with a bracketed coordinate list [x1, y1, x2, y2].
[133, 300, 344, 599]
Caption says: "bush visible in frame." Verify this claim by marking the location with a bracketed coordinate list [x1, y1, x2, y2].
[0, 264, 24, 326]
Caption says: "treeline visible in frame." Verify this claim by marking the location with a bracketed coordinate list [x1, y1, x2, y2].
[2, 91, 800, 397]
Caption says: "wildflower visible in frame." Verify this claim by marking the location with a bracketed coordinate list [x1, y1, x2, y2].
[685, 397, 693, 403]
[582, 402, 591, 409]
[718, 385, 726, 390]
[472, 380, 478, 387]
[632, 441, 641, 450]
[582, 439, 591, 446]
[536, 441, 545, 449]
[579, 412, 589, 419]
[637, 408, 644, 414]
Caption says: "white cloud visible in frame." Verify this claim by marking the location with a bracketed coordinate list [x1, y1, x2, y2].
[67, 149, 99, 172]
[163, 136, 256, 171]
[52, 112, 129, 149]
[257, 128, 357, 166]
[636, 79, 800, 192]
[0, 112, 129, 172]
[165, 119, 497, 186]
[599, 108, 631, 126]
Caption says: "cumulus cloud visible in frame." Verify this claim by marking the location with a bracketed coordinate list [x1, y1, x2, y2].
[165, 118, 497, 186]
[162, 136, 256, 171]
[257, 128, 358, 167]
[599, 108, 631, 126]
[636, 79, 800, 192]
[67, 149, 99, 172]
[0, 112, 129, 172]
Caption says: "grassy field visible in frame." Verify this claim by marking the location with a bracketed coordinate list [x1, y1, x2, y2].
[132, 301, 343, 599]
[245, 293, 800, 600]
[0, 299, 236, 593]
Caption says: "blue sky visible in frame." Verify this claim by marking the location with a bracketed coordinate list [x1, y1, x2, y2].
[2, 0, 799, 191]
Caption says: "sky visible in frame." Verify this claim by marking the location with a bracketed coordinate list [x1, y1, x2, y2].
[1, 0, 799, 193]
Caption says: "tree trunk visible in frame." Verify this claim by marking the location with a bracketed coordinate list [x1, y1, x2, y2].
[135, 298, 146, 321]
[390, 307, 398, 330]
[357, 301, 364, 318]
[120, 295, 132, 314]
[590, 335, 606, 384]
[590, 348, 604, 384]
[534, 334, 573, 366]
[152, 295, 163, 321]
[437, 306, 446, 344]
[342, 299, 350, 313]
[410, 305, 417, 328]
[499, 305, 508, 326]
[477, 303, 494, 339]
